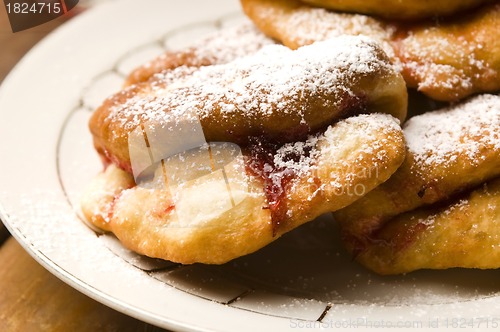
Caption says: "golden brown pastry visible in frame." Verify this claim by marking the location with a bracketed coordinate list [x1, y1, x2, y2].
[299, 0, 493, 20]
[335, 94, 500, 267]
[125, 22, 275, 86]
[82, 113, 405, 264]
[393, 2, 500, 101]
[241, 0, 500, 101]
[240, 0, 396, 57]
[355, 178, 500, 275]
[90, 37, 407, 173]
[80, 165, 136, 231]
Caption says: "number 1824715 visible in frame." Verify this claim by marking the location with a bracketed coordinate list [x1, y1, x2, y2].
[5, 2, 62, 14]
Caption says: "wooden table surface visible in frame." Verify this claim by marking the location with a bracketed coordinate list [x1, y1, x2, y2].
[0, 4, 167, 331]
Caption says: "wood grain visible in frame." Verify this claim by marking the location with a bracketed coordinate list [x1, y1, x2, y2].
[0, 238, 166, 331]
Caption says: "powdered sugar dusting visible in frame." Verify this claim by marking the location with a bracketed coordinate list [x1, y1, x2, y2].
[188, 21, 276, 64]
[399, 31, 489, 98]
[273, 137, 320, 175]
[155, 21, 275, 68]
[274, 113, 401, 196]
[245, 113, 401, 226]
[285, 7, 395, 58]
[108, 36, 394, 133]
[416, 198, 470, 228]
[253, 3, 398, 67]
[127, 21, 275, 85]
[404, 94, 500, 169]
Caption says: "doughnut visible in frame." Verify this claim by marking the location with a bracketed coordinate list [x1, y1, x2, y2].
[334, 94, 500, 267]
[354, 178, 500, 275]
[125, 21, 275, 86]
[89, 36, 407, 174]
[299, 0, 493, 20]
[81, 113, 405, 264]
[241, 0, 500, 101]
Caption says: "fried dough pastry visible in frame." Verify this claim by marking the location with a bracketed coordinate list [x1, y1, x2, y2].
[125, 22, 275, 86]
[393, 2, 500, 101]
[355, 178, 500, 275]
[241, 0, 500, 101]
[240, 0, 396, 58]
[81, 114, 405, 264]
[300, 0, 493, 20]
[80, 164, 135, 231]
[90, 37, 407, 173]
[336, 94, 500, 253]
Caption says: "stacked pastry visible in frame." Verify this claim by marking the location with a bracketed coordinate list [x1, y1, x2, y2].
[337, 95, 500, 274]
[241, 0, 500, 101]
[240, 0, 500, 273]
[82, 27, 408, 264]
[82, 0, 500, 270]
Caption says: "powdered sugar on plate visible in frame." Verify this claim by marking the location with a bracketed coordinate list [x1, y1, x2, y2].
[188, 21, 276, 65]
[140, 21, 276, 74]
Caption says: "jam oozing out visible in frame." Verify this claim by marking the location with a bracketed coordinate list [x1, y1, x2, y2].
[241, 95, 368, 235]
[245, 137, 314, 236]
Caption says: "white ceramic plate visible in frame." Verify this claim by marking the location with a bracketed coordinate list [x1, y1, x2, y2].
[1, 0, 500, 331]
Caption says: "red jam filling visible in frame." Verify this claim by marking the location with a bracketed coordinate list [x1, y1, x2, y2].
[245, 137, 314, 236]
